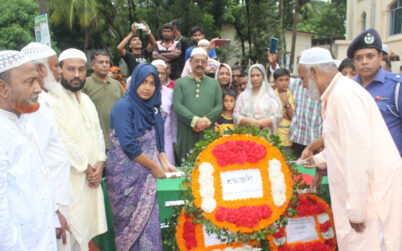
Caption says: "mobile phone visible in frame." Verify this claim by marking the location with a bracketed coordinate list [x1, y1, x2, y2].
[215, 39, 231, 47]
[135, 23, 146, 30]
[270, 38, 279, 54]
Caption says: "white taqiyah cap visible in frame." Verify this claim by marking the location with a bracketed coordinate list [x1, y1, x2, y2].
[191, 47, 208, 58]
[0, 50, 31, 74]
[382, 44, 389, 55]
[299, 47, 336, 65]
[59, 48, 87, 63]
[151, 59, 167, 68]
[198, 39, 209, 46]
[21, 42, 56, 61]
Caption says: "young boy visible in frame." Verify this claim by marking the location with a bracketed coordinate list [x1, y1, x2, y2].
[338, 58, 356, 79]
[215, 88, 237, 134]
[273, 68, 295, 150]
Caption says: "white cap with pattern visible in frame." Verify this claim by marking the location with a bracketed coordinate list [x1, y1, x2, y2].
[0, 50, 31, 74]
[151, 59, 167, 68]
[198, 39, 209, 46]
[191, 47, 208, 58]
[299, 47, 336, 65]
[59, 48, 87, 63]
[21, 42, 56, 61]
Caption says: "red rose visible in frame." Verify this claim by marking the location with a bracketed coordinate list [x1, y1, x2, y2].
[325, 238, 336, 247]
[273, 228, 285, 238]
[215, 207, 228, 222]
[212, 140, 267, 167]
[319, 221, 331, 232]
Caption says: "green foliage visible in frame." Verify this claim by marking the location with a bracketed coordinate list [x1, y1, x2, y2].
[0, 0, 39, 50]
[49, 0, 98, 29]
[162, 125, 308, 250]
[298, 0, 346, 39]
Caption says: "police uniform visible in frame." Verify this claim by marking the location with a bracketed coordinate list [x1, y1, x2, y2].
[348, 29, 402, 155]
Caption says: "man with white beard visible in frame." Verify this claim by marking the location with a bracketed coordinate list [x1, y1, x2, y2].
[299, 47, 402, 251]
[21, 42, 73, 250]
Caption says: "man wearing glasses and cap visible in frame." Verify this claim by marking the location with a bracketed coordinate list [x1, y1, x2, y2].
[299, 47, 402, 251]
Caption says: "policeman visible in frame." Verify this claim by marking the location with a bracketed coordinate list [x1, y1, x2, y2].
[347, 28, 402, 156]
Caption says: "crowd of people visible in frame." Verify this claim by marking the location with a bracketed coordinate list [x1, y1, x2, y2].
[0, 16, 401, 251]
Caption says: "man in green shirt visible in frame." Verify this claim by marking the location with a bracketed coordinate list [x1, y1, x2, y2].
[173, 48, 222, 164]
[83, 50, 124, 149]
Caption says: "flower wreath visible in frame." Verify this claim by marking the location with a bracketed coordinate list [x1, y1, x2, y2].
[268, 194, 337, 251]
[165, 127, 306, 250]
[176, 209, 256, 251]
[191, 134, 293, 233]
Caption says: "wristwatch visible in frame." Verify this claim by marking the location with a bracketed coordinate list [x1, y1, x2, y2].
[284, 104, 291, 109]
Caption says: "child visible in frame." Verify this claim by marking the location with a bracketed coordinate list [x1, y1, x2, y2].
[273, 68, 294, 150]
[215, 88, 237, 134]
[338, 58, 356, 79]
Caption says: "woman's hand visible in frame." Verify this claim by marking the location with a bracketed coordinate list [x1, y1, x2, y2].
[152, 166, 166, 179]
[163, 163, 180, 173]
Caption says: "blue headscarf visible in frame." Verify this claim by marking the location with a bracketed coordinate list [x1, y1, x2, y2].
[126, 63, 165, 153]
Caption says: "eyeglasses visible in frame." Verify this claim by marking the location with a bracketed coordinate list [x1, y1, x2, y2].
[158, 72, 167, 75]
[192, 59, 207, 64]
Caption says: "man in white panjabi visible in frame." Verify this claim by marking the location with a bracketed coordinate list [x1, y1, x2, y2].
[53, 48, 107, 251]
[299, 47, 402, 251]
[0, 50, 57, 250]
[21, 42, 73, 250]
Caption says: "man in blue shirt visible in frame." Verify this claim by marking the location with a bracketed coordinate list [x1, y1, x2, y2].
[348, 28, 402, 156]
[185, 26, 217, 62]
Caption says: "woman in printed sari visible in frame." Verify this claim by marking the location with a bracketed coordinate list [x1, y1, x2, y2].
[106, 63, 178, 251]
[233, 64, 282, 134]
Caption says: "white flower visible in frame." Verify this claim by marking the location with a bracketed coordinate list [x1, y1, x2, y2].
[201, 197, 217, 213]
[317, 213, 330, 224]
[269, 159, 282, 171]
[322, 227, 335, 239]
[200, 184, 215, 198]
[272, 192, 286, 206]
[273, 237, 286, 246]
[270, 181, 286, 191]
[269, 158, 287, 207]
[223, 246, 252, 251]
[198, 173, 214, 187]
[199, 162, 214, 175]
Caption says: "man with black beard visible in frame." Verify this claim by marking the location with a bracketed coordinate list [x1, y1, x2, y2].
[52, 48, 107, 251]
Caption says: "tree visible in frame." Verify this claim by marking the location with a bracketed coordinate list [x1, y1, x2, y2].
[48, 0, 99, 50]
[0, 0, 39, 50]
[298, 0, 346, 53]
[290, 0, 300, 72]
[38, 0, 48, 14]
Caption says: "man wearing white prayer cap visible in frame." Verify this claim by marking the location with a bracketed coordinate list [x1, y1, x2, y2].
[0, 50, 57, 250]
[151, 59, 178, 165]
[21, 42, 61, 83]
[173, 45, 222, 165]
[180, 41, 220, 78]
[299, 47, 402, 251]
[51, 48, 107, 251]
[22, 42, 73, 250]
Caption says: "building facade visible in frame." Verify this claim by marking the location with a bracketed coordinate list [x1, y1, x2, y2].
[336, 0, 402, 72]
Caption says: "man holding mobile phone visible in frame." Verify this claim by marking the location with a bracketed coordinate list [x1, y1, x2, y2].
[117, 21, 156, 75]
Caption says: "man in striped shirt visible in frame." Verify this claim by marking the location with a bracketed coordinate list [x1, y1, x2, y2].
[288, 78, 322, 158]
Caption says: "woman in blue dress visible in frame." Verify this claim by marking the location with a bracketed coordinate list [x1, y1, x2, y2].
[106, 63, 178, 251]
